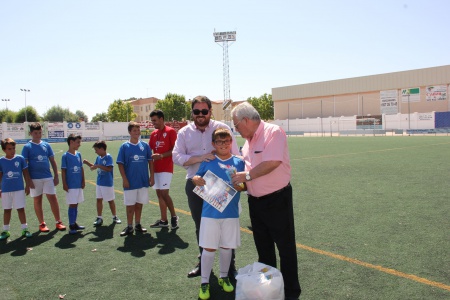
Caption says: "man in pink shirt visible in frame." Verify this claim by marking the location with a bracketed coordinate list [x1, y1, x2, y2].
[231, 102, 301, 300]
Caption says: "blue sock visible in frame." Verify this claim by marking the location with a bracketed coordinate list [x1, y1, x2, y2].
[68, 207, 77, 225]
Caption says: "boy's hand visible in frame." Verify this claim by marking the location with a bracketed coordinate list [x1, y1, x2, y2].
[90, 165, 98, 171]
[152, 153, 163, 161]
[25, 185, 30, 195]
[122, 178, 130, 189]
[192, 175, 205, 186]
[29, 181, 35, 189]
[233, 182, 246, 191]
[83, 159, 94, 168]
[53, 176, 59, 187]
[81, 181, 85, 189]
[63, 184, 69, 192]
[149, 175, 155, 187]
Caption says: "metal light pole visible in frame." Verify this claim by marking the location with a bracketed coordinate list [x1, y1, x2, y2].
[1, 99, 10, 110]
[20, 89, 30, 122]
[408, 94, 411, 136]
[214, 30, 236, 126]
[287, 103, 290, 135]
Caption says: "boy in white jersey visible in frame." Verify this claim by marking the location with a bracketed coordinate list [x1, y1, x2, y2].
[117, 122, 154, 237]
[83, 141, 121, 226]
[192, 128, 246, 300]
[0, 138, 32, 240]
[21, 122, 66, 232]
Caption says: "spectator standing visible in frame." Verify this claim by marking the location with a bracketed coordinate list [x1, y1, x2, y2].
[231, 102, 301, 300]
[148, 110, 179, 230]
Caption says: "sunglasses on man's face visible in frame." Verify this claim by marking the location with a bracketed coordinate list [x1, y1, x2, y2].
[192, 109, 210, 116]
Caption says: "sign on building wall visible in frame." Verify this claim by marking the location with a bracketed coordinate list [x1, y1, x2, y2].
[380, 90, 398, 115]
[418, 113, 433, 120]
[356, 115, 382, 129]
[85, 123, 100, 130]
[401, 88, 420, 102]
[48, 123, 64, 139]
[426, 85, 447, 101]
[6, 123, 26, 140]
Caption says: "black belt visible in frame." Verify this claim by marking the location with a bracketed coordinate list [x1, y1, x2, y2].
[248, 183, 291, 200]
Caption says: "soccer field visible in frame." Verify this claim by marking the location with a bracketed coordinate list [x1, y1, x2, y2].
[0, 136, 449, 299]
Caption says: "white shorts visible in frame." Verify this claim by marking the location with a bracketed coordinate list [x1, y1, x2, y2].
[199, 217, 241, 249]
[152, 172, 173, 190]
[123, 187, 148, 206]
[96, 185, 115, 201]
[30, 178, 56, 197]
[65, 189, 85, 205]
[1, 190, 26, 210]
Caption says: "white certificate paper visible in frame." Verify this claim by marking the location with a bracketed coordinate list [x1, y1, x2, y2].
[193, 170, 237, 212]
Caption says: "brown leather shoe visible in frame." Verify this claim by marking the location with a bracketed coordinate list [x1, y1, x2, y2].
[187, 263, 201, 278]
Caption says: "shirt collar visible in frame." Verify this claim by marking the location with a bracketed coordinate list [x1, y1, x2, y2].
[248, 121, 264, 141]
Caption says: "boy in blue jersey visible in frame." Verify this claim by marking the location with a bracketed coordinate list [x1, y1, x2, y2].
[21, 122, 66, 232]
[0, 138, 32, 240]
[61, 134, 85, 235]
[117, 122, 154, 237]
[83, 141, 121, 226]
[192, 128, 246, 300]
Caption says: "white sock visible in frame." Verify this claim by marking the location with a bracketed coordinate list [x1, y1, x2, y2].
[98, 216, 103, 219]
[201, 250, 216, 284]
[3, 224, 10, 231]
[219, 248, 232, 278]
[21, 223, 28, 229]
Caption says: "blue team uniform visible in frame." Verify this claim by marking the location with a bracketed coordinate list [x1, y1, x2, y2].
[95, 154, 114, 187]
[61, 152, 83, 189]
[196, 155, 244, 219]
[116, 141, 152, 190]
[21, 141, 55, 179]
[0, 155, 28, 192]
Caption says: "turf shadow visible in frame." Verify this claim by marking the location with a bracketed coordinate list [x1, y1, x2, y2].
[0, 229, 59, 256]
[152, 227, 189, 255]
[85, 222, 116, 242]
[116, 232, 157, 257]
[54, 230, 87, 249]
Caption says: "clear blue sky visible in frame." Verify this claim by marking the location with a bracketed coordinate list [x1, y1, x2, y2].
[1, 0, 449, 120]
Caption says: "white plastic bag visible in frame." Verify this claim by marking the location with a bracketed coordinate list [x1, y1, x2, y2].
[235, 262, 285, 300]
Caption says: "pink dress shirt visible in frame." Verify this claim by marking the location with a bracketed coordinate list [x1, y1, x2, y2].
[243, 121, 291, 197]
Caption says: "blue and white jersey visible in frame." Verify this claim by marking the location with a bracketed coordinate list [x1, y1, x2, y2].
[95, 153, 114, 187]
[196, 155, 244, 219]
[21, 141, 55, 179]
[116, 140, 152, 190]
[0, 155, 28, 192]
[61, 151, 83, 189]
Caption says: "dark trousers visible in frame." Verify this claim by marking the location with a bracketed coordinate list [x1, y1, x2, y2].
[248, 184, 301, 299]
[185, 179, 236, 268]
[185, 179, 203, 255]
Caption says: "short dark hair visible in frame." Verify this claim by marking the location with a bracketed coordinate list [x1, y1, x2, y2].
[29, 122, 42, 132]
[150, 109, 164, 120]
[67, 133, 82, 145]
[212, 128, 232, 142]
[128, 121, 140, 133]
[93, 140, 107, 150]
[191, 95, 212, 110]
[1, 138, 16, 150]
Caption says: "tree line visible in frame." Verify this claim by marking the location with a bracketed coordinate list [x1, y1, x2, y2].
[0, 93, 273, 123]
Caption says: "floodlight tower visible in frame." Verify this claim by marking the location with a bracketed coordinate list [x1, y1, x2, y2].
[213, 30, 236, 125]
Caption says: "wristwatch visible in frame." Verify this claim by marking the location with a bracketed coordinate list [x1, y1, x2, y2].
[245, 172, 252, 181]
